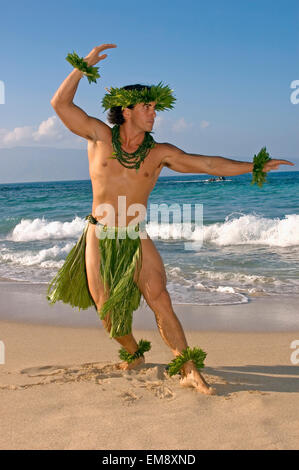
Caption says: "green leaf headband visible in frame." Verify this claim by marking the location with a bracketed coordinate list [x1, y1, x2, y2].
[101, 81, 176, 112]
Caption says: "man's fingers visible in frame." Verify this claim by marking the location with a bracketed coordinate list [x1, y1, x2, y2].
[96, 44, 117, 52]
[271, 159, 295, 166]
[277, 160, 295, 165]
[264, 158, 294, 172]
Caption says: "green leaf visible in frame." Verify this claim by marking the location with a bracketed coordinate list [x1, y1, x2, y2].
[101, 82, 176, 112]
[251, 146, 271, 188]
[166, 346, 207, 376]
[119, 339, 151, 363]
[66, 51, 100, 84]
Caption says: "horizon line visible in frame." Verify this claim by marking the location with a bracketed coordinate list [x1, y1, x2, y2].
[1, 170, 298, 186]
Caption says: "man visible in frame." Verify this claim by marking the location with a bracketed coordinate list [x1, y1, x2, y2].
[49, 44, 294, 395]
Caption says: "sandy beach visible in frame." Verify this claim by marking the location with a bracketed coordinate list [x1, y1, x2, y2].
[0, 281, 299, 450]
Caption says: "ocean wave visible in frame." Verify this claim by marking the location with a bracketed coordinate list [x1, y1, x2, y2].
[202, 213, 299, 247]
[4, 213, 299, 247]
[168, 266, 270, 288]
[193, 269, 277, 284]
[165, 265, 296, 298]
[0, 243, 74, 267]
[166, 279, 249, 305]
[148, 213, 299, 247]
[6, 216, 85, 242]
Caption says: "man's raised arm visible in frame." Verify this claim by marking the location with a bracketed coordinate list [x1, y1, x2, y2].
[161, 143, 294, 176]
[50, 44, 117, 142]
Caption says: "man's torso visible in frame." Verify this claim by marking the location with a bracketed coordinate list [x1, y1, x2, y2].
[87, 132, 167, 226]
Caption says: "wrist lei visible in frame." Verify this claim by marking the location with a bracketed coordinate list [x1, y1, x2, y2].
[119, 339, 151, 364]
[251, 146, 272, 188]
[165, 346, 207, 377]
[66, 50, 100, 84]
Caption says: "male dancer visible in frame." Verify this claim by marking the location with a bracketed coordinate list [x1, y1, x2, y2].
[50, 43, 294, 395]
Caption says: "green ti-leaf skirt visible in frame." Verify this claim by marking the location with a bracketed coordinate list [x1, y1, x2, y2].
[46, 214, 144, 339]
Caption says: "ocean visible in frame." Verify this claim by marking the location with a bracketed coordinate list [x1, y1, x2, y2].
[0, 171, 298, 306]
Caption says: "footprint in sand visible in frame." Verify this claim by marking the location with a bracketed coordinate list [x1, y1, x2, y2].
[137, 380, 176, 400]
[0, 362, 124, 390]
[119, 390, 142, 405]
[1, 362, 175, 399]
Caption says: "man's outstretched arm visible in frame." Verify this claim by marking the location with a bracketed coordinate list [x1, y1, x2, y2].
[50, 44, 117, 142]
[161, 143, 295, 176]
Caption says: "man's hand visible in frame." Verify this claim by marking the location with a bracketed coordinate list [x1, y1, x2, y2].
[263, 159, 295, 172]
[83, 43, 117, 67]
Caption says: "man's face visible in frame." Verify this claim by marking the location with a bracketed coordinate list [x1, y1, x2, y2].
[126, 101, 157, 131]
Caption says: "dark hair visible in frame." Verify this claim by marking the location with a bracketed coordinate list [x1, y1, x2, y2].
[106, 84, 151, 125]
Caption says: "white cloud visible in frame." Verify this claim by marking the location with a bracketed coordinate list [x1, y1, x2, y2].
[33, 116, 62, 140]
[2, 125, 33, 144]
[0, 116, 86, 148]
[0, 114, 210, 149]
[172, 117, 194, 133]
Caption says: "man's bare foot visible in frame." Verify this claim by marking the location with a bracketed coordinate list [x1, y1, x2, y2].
[180, 369, 216, 395]
[117, 355, 145, 371]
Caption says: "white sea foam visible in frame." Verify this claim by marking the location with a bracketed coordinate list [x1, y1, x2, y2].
[7, 216, 84, 242]
[167, 265, 278, 286]
[165, 265, 278, 302]
[166, 279, 249, 305]
[0, 242, 74, 267]
[214, 286, 236, 294]
[202, 213, 299, 247]
[193, 269, 277, 284]
[146, 213, 299, 246]
[5, 213, 299, 246]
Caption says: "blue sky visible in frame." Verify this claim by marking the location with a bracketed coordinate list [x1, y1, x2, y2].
[0, 0, 298, 182]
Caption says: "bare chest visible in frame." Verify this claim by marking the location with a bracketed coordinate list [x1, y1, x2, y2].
[87, 139, 165, 188]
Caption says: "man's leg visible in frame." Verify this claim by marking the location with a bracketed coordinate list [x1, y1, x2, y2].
[85, 222, 143, 369]
[134, 235, 216, 395]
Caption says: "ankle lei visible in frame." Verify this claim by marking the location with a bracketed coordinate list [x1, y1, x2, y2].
[165, 346, 207, 376]
[119, 339, 151, 363]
